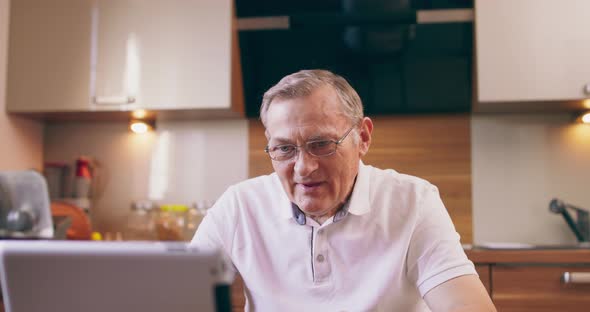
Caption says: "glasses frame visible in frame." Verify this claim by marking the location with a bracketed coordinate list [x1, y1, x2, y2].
[264, 124, 357, 161]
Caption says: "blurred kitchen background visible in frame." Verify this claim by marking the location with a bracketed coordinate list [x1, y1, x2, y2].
[1, 0, 590, 246]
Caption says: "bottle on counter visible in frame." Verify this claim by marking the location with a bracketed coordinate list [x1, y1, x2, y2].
[73, 157, 92, 198]
[155, 204, 188, 241]
[185, 201, 209, 241]
[72, 157, 93, 215]
[126, 200, 157, 241]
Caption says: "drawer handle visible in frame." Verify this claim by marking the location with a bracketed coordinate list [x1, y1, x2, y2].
[92, 96, 136, 105]
[562, 272, 590, 284]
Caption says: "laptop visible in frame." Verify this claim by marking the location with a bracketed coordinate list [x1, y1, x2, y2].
[0, 241, 232, 312]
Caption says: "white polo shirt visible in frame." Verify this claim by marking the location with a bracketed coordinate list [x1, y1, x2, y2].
[192, 161, 476, 311]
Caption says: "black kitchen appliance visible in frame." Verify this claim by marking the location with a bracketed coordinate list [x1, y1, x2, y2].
[236, 0, 474, 117]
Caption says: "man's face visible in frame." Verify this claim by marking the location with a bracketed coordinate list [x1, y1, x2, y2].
[265, 85, 372, 220]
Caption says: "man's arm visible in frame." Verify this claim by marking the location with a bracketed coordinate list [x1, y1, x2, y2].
[190, 186, 237, 251]
[423, 274, 496, 312]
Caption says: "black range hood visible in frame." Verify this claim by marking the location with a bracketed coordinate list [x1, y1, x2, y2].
[236, 0, 474, 118]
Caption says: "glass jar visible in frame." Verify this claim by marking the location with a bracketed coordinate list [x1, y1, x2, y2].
[155, 204, 188, 241]
[184, 201, 209, 241]
[125, 200, 157, 241]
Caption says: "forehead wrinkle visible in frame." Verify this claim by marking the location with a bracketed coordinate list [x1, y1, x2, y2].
[265, 86, 352, 144]
[268, 124, 339, 144]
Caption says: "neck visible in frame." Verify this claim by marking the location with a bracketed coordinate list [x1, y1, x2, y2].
[305, 175, 359, 225]
[308, 206, 341, 225]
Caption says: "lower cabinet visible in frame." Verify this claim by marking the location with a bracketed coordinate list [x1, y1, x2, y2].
[467, 249, 590, 311]
[475, 264, 492, 295]
[491, 265, 590, 312]
[230, 260, 590, 311]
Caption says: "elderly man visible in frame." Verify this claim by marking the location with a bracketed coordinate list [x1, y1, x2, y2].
[192, 70, 496, 311]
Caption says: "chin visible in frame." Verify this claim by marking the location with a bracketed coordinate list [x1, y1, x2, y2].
[297, 201, 328, 215]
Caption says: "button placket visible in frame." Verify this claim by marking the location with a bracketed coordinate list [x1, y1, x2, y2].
[312, 227, 330, 282]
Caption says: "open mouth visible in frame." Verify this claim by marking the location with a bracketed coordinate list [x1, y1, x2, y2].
[298, 182, 323, 192]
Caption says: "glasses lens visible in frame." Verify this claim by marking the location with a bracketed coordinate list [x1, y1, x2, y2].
[269, 145, 296, 161]
[307, 140, 336, 157]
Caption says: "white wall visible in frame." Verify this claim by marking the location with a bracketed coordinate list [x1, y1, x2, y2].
[44, 119, 248, 233]
[0, 0, 43, 170]
[472, 114, 590, 245]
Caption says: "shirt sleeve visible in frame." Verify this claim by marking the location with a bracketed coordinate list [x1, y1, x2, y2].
[406, 183, 477, 297]
[190, 186, 239, 277]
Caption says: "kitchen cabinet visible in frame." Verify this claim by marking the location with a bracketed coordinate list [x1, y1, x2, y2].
[229, 249, 590, 311]
[475, 0, 590, 105]
[6, 0, 243, 118]
[467, 249, 590, 312]
[493, 265, 590, 311]
[475, 264, 491, 295]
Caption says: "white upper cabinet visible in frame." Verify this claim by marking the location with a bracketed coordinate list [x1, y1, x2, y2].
[476, 0, 590, 103]
[7, 0, 241, 116]
[7, 0, 94, 112]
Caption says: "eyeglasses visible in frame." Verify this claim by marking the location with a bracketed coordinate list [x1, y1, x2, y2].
[264, 125, 357, 161]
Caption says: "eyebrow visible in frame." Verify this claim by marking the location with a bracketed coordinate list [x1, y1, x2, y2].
[268, 137, 293, 146]
[307, 134, 331, 141]
[268, 130, 337, 145]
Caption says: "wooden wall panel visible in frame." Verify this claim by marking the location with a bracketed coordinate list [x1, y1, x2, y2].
[248, 114, 472, 243]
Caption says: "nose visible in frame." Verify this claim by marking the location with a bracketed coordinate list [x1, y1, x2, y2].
[293, 147, 319, 177]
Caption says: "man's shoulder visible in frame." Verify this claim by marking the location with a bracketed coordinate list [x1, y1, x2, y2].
[364, 163, 433, 192]
[361, 164, 440, 225]
[208, 172, 283, 216]
[231, 172, 280, 192]
[224, 172, 285, 204]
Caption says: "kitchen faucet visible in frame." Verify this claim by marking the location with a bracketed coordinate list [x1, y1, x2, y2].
[549, 198, 590, 242]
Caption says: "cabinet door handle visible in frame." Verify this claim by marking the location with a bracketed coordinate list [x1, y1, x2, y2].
[92, 96, 136, 105]
[562, 272, 590, 284]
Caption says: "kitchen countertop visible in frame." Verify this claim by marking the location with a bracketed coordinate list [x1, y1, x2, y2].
[465, 248, 590, 264]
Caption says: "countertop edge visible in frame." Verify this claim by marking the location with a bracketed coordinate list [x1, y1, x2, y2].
[465, 248, 590, 264]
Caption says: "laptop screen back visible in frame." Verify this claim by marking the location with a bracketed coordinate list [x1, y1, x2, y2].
[0, 241, 230, 312]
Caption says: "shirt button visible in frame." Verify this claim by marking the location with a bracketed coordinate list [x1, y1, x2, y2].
[317, 229, 323, 235]
[316, 254, 325, 262]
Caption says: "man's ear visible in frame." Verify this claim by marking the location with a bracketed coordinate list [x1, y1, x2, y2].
[358, 117, 373, 156]
[264, 129, 270, 141]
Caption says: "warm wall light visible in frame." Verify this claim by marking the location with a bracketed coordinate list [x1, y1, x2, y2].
[129, 119, 155, 134]
[582, 112, 590, 124]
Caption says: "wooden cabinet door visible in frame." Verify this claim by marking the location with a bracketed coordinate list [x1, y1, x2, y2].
[92, 0, 232, 111]
[7, 0, 94, 112]
[492, 265, 590, 311]
[7, 0, 234, 113]
[475, 264, 491, 295]
[476, 0, 590, 102]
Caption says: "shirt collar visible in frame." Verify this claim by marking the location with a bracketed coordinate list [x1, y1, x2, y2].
[289, 199, 352, 225]
[279, 160, 371, 223]
[347, 160, 371, 216]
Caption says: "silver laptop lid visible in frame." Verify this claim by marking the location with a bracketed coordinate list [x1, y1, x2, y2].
[0, 241, 230, 312]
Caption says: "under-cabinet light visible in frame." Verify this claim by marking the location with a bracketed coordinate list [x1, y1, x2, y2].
[129, 119, 155, 134]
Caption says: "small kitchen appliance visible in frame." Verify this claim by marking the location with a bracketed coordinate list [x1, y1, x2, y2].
[0, 170, 53, 239]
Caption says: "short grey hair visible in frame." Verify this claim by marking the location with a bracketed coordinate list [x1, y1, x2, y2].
[259, 69, 364, 127]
